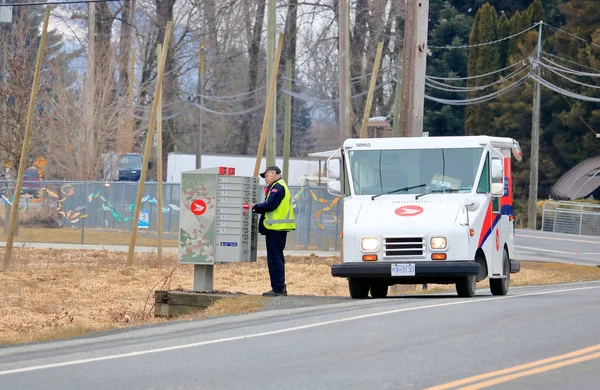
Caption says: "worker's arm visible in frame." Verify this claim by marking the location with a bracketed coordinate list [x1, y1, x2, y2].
[252, 183, 285, 213]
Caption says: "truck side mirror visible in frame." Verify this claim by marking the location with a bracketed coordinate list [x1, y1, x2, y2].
[327, 159, 340, 180]
[491, 158, 503, 180]
[327, 180, 341, 196]
[491, 182, 504, 197]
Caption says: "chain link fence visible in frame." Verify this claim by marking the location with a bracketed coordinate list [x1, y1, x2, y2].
[0, 180, 341, 251]
[541, 201, 600, 236]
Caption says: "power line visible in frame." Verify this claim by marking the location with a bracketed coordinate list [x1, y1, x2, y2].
[424, 74, 529, 105]
[541, 57, 600, 78]
[538, 61, 600, 90]
[0, 0, 124, 6]
[560, 95, 599, 137]
[189, 100, 266, 116]
[428, 22, 540, 50]
[424, 61, 526, 81]
[542, 22, 600, 51]
[542, 52, 600, 74]
[425, 64, 530, 92]
[531, 73, 600, 103]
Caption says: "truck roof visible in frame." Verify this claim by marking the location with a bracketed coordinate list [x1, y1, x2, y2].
[343, 135, 522, 161]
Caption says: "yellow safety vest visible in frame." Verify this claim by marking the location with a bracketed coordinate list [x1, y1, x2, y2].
[264, 178, 296, 231]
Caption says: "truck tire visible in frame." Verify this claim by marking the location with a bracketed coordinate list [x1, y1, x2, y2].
[456, 274, 476, 297]
[348, 278, 369, 299]
[490, 249, 510, 296]
[370, 284, 388, 298]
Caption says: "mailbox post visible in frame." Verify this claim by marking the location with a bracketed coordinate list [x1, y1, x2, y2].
[179, 166, 262, 291]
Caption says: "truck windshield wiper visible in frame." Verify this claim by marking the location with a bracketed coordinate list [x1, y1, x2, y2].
[371, 184, 426, 200]
[415, 188, 466, 200]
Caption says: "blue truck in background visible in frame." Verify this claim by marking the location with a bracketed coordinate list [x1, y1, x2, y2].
[102, 152, 151, 181]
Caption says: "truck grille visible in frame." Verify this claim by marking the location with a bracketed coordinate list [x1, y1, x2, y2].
[384, 237, 425, 258]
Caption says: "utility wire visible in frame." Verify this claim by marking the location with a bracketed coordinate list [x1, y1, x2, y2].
[281, 80, 390, 104]
[424, 61, 526, 81]
[541, 57, 600, 78]
[428, 22, 540, 50]
[531, 73, 600, 103]
[542, 52, 600, 74]
[425, 65, 530, 92]
[424, 74, 529, 105]
[283, 66, 392, 86]
[191, 86, 267, 102]
[132, 105, 193, 122]
[538, 61, 600, 90]
[542, 22, 600, 51]
[189, 100, 266, 116]
[0, 0, 124, 6]
[560, 95, 599, 137]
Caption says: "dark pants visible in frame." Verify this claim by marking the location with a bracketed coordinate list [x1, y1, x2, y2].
[265, 230, 288, 292]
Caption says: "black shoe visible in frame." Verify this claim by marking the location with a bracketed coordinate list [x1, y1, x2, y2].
[262, 289, 287, 297]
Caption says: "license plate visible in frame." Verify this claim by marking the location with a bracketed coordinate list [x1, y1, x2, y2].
[391, 263, 415, 276]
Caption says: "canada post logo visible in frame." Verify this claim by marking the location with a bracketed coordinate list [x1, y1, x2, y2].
[394, 205, 424, 217]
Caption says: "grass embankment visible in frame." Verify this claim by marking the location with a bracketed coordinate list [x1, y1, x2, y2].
[5, 227, 178, 247]
[1, 247, 599, 345]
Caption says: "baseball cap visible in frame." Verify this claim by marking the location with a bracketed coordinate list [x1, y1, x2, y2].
[260, 165, 281, 178]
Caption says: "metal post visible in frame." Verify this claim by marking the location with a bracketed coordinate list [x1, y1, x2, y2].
[81, 216, 85, 245]
[579, 204, 583, 235]
[305, 181, 312, 249]
[541, 203, 546, 231]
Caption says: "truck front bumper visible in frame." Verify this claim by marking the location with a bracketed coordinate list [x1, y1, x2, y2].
[331, 261, 481, 285]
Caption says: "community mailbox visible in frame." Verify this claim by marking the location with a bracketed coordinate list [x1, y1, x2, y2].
[178, 167, 262, 265]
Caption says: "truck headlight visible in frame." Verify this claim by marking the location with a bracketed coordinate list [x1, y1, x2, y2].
[361, 238, 379, 251]
[430, 237, 447, 249]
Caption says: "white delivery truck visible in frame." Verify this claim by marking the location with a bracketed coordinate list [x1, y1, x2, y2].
[328, 135, 523, 299]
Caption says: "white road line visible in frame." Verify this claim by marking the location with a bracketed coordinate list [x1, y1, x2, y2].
[1, 284, 600, 376]
[516, 246, 600, 256]
[517, 234, 600, 245]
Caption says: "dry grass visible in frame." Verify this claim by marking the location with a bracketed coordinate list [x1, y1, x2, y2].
[1, 247, 599, 345]
[7, 227, 178, 247]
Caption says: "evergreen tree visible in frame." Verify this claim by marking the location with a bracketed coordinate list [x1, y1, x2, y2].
[464, 3, 500, 135]
[0, 5, 72, 174]
[424, 1, 473, 137]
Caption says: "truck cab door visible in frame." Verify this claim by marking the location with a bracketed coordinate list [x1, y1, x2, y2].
[489, 147, 505, 276]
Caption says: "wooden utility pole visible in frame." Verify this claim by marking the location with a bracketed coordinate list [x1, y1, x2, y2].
[266, 0, 276, 167]
[3, 7, 50, 270]
[86, 1, 95, 177]
[254, 34, 284, 177]
[127, 21, 172, 267]
[399, 0, 429, 137]
[338, 0, 352, 144]
[360, 42, 384, 138]
[283, 62, 292, 183]
[124, 48, 136, 153]
[195, 42, 204, 169]
[528, 22, 543, 230]
[156, 44, 164, 261]
[392, 55, 402, 137]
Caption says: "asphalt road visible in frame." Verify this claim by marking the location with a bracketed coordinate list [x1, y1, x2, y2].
[514, 228, 600, 266]
[1, 281, 600, 389]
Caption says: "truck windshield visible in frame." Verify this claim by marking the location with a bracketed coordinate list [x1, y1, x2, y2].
[119, 155, 142, 170]
[347, 147, 484, 196]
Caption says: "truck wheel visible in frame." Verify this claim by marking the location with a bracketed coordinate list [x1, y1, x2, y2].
[456, 274, 476, 297]
[370, 284, 388, 298]
[348, 278, 369, 299]
[490, 249, 510, 296]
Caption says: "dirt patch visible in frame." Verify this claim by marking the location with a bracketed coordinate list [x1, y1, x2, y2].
[0, 247, 599, 345]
